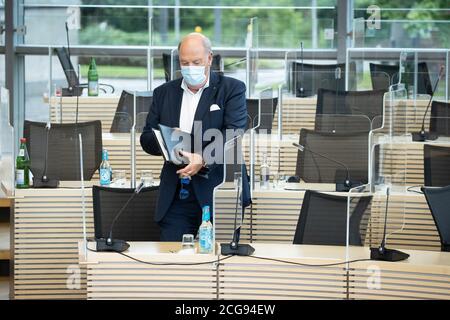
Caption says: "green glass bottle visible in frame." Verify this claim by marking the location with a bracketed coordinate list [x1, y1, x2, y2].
[16, 138, 30, 189]
[88, 57, 99, 96]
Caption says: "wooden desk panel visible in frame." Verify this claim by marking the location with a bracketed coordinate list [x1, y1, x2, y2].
[49, 96, 120, 133]
[13, 188, 94, 299]
[82, 242, 217, 300]
[81, 242, 450, 300]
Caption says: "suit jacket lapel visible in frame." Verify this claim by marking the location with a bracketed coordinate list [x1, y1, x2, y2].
[172, 80, 184, 128]
[192, 72, 220, 131]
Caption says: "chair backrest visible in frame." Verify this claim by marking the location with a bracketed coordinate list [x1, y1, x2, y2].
[93, 185, 160, 241]
[291, 62, 354, 97]
[295, 129, 369, 184]
[23, 120, 102, 181]
[315, 88, 385, 133]
[369, 62, 432, 95]
[246, 97, 278, 133]
[110, 90, 153, 133]
[293, 190, 372, 246]
[424, 144, 450, 187]
[162, 53, 222, 82]
[430, 100, 450, 137]
[421, 185, 450, 252]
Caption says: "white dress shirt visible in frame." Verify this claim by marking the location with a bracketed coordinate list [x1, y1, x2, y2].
[179, 77, 210, 133]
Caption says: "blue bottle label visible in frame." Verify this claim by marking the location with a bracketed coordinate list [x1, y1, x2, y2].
[100, 168, 111, 185]
[199, 226, 213, 253]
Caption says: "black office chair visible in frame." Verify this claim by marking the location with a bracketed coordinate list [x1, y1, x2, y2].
[246, 97, 278, 133]
[424, 144, 450, 187]
[369, 62, 433, 95]
[293, 190, 372, 246]
[430, 101, 450, 137]
[93, 185, 161, 241]
[23, 120, 102, 181]
[110, 90, 153, 133]
[421, 185, 450, 252]
[295, 129, 369, 185]
[290, 62, 356, 97]
[162, 53, 223, 82]
[315, 88, 385, 133]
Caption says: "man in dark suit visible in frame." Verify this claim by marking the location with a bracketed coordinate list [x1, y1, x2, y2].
[140, 33, 250, 241]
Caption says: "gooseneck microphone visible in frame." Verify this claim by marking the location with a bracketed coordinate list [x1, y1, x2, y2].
[412, 65, 445, 142]
[33, 122, 59, 188]
[293, 142, 361, 192]
[370, 187, 409, 262]
[96, 182, 145, 252]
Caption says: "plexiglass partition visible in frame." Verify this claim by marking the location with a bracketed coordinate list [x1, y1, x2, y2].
[346, 48, 449, 101]
[368, 86, 408, 250]
[0, 87, 15, 197]
[213, 134, 246, 244]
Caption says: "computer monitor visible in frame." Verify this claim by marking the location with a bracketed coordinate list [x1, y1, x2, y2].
[54, 47, 82, 93]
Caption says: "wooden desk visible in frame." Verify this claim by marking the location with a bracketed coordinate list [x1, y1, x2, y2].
[99, 133, 164, 181]
[275, 96, 436, 135]
[80, 242, 218, 300]
[215, 186, 441, 251]
[80, 242, 450, 300]
[48, 96, 120, 133]
[49, 95, 442, 136]
[12, 184, 441, 299]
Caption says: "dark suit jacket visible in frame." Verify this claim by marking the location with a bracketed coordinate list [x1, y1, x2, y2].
[140, 71, 251, 222]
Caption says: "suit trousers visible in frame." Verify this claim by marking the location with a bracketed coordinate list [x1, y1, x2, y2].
[158, 181, 202, 241]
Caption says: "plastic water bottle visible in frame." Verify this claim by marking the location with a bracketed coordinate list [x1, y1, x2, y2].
[199, 206, 213, 254]
[99, 149, 112, 185]
[260, 153, 270, 189]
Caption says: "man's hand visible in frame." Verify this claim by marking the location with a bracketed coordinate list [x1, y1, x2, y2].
[176, 151, 204, 177]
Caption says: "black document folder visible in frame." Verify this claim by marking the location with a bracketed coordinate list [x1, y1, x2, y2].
[151, 124, 209, 179]
[152, 124, 192, 165]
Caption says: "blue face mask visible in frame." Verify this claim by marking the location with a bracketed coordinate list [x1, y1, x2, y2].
[181, 65, 207, 87]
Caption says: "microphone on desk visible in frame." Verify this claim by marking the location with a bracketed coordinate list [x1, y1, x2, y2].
[370, 187, 409, 262]
[221, 163, 255, 256]
[292, 142, 362, 192]
[96, 182, 146, 252]
[33, 122, 60, 188]
[412, 65, 445, 142]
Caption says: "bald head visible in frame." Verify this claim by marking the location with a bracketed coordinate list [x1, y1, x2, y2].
[178, 33, 212, 55]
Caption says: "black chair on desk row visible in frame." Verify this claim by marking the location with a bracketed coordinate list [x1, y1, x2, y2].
[293, 190, 372, 246]
[315, 88, 386, 133]
[295, 129, 369, 187]
[110, 90, 153, 133]
[23, 120, 102, 184]
[421, 185, 450, 252]
[93, 185, 161, 243]
[289, 62, 356, 97]
[369, 62, 433, 95]
[246, 97, 278, 133]
[162, 53, 223, 82]
[430, 101, 450, 137]
[424, 144, 450, 187]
